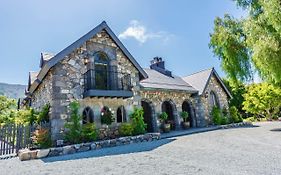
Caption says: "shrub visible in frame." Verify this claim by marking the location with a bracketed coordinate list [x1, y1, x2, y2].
[64, 101, 82, 144]
[159, 112, 168, 124]
[100, 106, 114, 125]
[37, 104, 50, 123]
[180, 111, 189, 122]
[211, 106, 222, 125]
[32, 128, 52, 149]
[130, 108, 147, 135]
[81, 123, 98, 142]
[229, 106, 242, 123]
[118, 123, 133, 136]
[220, 116, 228, 125]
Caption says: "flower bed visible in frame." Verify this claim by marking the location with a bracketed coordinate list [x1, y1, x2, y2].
[18, 133, 160, 161]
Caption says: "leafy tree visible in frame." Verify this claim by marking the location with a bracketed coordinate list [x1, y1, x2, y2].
[0, 96, 17, 125]
[223, 79, 246, 115]
[242, 83, 281, 119]
[210, 0, 281, 85]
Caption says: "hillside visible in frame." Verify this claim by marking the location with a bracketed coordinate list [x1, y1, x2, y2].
[0, 82, 26, 99]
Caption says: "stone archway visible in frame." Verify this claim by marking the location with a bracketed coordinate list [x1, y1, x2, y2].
[162, 100, 179, 130]
[141, 99, 157, 132]
[182, 101, 196, 127]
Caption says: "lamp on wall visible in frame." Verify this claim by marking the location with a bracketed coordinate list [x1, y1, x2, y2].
[83, 57, 90, 65]
[204, 91, 208, 98]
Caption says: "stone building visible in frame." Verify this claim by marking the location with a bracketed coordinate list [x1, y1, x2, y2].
[24, 21, 232, 141]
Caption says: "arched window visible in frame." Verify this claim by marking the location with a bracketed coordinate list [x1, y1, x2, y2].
[94, 52, 109, 90]
[210, 91, 220, 108]
[82, 107, 94, 124]
[117, 106, 126, 123]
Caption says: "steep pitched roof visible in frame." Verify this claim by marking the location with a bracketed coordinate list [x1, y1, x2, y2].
[182, 68, 232, 98]
[140, 68, 198, 93]
[29, 21, 148, 94]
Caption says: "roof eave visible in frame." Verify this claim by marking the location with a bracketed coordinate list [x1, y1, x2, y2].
[29, 21, 148, 94]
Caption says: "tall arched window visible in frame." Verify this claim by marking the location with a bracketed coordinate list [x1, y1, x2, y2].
[210, 91, 220, 108]
[82, 107, 94, 124]
[117, 106, 126, 123]
[94, 52, 109, 90]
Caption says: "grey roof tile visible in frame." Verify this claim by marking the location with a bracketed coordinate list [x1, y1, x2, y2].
[182, 68, 213, 95]
[140, 68, 198, 93]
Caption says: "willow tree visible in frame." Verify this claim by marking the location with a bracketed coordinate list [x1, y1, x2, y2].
[209, 0, 281, 85]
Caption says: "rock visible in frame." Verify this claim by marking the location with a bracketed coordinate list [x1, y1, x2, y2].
[48, 147, 63, 157]
[77, 145, 90, 152]
[74, 144, 81, 150]
[62, 146, 76, 155]
[36, 149, 50, 159]
[29, 150, 38, 159]
[90, 143, 96, 150]
[18, 149, 31, 161]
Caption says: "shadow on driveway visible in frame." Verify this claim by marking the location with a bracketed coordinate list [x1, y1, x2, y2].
[42, 138, 176, 163]
[270, 128, 281, 132]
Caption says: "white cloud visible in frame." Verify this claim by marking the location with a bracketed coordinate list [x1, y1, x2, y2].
[118, 20, 173, 44]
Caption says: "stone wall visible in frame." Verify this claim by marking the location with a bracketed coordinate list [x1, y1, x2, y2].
[31, 72, 53, 111]
[200, 74, 229, 125]
[139, 89, 203, 130]
[19, 133, 161, 161]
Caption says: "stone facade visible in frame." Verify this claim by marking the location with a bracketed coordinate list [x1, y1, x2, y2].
[139, 90, 200, 130]
[27, 22, 231, 142]
[30, 30, 141, 140]
[200, 74, 229, 125]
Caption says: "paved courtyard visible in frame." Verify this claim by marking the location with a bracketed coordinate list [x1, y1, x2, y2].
[1, 122, 281, 175]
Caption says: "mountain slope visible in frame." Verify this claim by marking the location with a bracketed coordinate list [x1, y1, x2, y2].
[0, 82, 26, 99]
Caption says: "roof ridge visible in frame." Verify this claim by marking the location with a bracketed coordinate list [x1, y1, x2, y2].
[182, 67, 213, 78]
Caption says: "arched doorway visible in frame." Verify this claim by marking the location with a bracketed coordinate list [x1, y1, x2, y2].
[141, 100, 156, 132]
[182, 101, 195, 127]
[162, 101, 176, 130]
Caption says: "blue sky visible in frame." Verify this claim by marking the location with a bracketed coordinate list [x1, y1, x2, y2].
[0, 0, 245, 85]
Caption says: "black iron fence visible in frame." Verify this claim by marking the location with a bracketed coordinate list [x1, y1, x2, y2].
[83, 69, 132, 92]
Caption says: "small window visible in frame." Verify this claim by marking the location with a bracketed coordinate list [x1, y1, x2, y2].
[117, 106, 126, 123]
[82, 107, 94, 124]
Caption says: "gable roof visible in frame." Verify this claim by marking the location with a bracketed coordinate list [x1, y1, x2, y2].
[40, 52, 54, 68]
[29, 21, 148, 94]
[140, 68, 198, 93]
[28, 71, 39, 91]
[182, 67, 232, 98]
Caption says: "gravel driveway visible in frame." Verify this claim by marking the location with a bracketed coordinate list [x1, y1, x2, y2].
[1, 122, 281, 175]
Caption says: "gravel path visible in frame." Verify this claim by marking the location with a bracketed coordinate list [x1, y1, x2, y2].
[1, 122, 281, 175]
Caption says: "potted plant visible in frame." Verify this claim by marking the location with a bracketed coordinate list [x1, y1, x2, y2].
[180, 111, 190, 129]
[159, 112, 171, 133]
